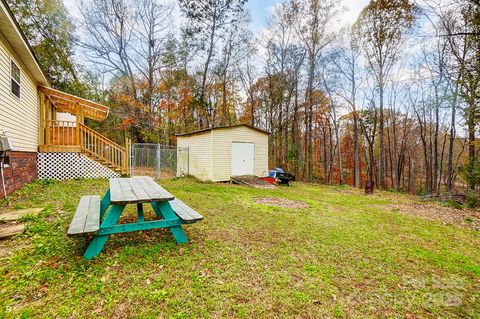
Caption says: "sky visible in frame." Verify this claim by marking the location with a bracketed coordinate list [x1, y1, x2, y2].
[63, 0, 371, 32]
[246, 0, 370, 31]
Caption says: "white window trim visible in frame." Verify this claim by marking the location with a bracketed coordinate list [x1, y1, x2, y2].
[10, 57, 21, 99]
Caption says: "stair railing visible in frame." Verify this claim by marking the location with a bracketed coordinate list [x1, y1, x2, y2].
[79, 123, 128, 174]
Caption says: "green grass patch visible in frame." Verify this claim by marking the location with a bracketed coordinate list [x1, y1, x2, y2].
[0, 178, 479, 318]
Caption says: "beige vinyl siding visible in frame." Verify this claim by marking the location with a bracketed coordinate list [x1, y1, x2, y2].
[177, 131, 212, 180]
[211, 126, 268, 181]
[177, 126, 269, 182]
[0, 32, 39, 152]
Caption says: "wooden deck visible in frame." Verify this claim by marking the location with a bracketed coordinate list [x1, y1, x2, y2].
[38, 120, 130, 174]
[37, 86, 130, 174]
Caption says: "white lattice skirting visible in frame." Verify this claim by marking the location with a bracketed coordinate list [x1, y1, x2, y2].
[37, 152, 120, 180]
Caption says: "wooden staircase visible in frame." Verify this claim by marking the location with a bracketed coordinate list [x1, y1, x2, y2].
[79, 124, 129, 174]
[39, 120, 129, 174]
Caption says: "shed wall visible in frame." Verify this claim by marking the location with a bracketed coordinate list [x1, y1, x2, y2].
[177, 131, 212, 180]
[211, 126, 268, 181]
[0, 32, 39, 152]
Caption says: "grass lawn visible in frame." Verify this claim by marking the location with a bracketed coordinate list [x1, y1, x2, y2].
[0, 178, 479, 318]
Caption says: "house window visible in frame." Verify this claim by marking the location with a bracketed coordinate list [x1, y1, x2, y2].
[10, 60, 20, 98]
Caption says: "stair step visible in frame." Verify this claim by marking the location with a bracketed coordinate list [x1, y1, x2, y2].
[81, 147, 124, 171]
[81, 153, 122, 172]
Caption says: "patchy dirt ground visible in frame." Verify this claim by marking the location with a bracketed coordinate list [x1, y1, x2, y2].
[255, 197, 309, 209]
[232, 175, 276, 189]
[387, 202, 480, 230]
[130, 167, 177, 179]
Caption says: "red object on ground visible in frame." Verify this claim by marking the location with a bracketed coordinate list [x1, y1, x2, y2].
[260, 177, 277, 185]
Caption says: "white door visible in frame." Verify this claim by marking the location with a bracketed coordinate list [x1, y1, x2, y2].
[231, 142, 254, 176]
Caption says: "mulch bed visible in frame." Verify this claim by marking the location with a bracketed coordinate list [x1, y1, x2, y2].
[255, 197, 309, 209]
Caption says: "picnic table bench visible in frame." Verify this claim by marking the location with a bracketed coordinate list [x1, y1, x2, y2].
[67, 176, 203, 259]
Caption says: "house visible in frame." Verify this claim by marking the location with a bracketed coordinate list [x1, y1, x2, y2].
[176, 124, 269, 182]
[0, 0, 128, 198]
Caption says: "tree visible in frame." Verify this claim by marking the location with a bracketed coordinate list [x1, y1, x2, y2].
[212, 11, 252, 127]
[238, 39, 259, 127]
[331, 31, 363, 187]
[132, 0, 173, 111]
[442, 1, 480, 190]
[354, 0, 419, 188]
[178, 0, 247, 128]
[7, 0, 80, 91]
[261, 1, 305, 172]
[79, 0, 136, 92]
[79, 0, 176, 143]
[295, 0, 337, 180]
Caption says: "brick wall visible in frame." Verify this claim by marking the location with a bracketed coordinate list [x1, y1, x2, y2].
[0, 151, 37, 198]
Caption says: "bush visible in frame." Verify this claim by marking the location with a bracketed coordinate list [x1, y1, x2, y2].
[465, 194, 480, 209]
[444, 199, 463, 210]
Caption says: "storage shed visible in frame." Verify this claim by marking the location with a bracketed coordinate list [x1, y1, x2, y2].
[176, 124, 269, 182]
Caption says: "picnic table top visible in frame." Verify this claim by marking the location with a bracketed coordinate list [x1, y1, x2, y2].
[109, 176, 174, 205]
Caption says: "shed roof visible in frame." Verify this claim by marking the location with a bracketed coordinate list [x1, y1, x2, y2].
[0, 0, 49, 86]
[176, 124, 270, 137]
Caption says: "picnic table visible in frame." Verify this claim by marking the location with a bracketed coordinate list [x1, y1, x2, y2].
[67, 176, 203, 259]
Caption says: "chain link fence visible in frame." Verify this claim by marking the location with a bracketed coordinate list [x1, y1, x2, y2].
[130, 143, 189, 180]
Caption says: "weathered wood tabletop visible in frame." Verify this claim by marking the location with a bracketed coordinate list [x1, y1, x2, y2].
[109, 176, 174, 204]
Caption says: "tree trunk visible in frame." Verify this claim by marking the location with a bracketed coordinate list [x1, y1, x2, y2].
[379, 82, 386, 189]
[467, 109, 476, 190]
[353, 113, 360, 187]
[447, 81, 459, 191]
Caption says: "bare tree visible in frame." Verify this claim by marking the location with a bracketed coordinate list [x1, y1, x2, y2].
[178, 0, 247, 128]
[331, 31, 363, 187]
[79, 0, 136, 93]
[131, 0, 173, 110]
[441, 2, 480, 189]
[354, 0, 419, 189]
[295, 0, 337, 180]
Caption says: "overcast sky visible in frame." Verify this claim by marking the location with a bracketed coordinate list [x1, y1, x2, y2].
[246, 0, 370, 31]
[63, 0, 371, 31]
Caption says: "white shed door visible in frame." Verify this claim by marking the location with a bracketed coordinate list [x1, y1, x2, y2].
[231, 142, 254, 176]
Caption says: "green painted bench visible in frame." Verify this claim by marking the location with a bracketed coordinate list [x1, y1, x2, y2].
[169, 198, 203, 223]
[67, 195, 101, 236]
[67, 177, 203, 259]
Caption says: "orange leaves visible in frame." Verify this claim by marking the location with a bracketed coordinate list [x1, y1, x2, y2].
[310, 90, 332, 124]
[120, 118, 134, 129]
[107, 71, 200, 138]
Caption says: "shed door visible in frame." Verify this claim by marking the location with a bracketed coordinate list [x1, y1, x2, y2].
[231, 142, 254, 176]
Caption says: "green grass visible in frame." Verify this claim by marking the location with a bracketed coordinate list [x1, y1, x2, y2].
[0, 178, 479, 318]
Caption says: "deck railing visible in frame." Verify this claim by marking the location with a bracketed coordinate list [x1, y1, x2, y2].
[42, 120, 128, 174]
[45, 120, 78, 147]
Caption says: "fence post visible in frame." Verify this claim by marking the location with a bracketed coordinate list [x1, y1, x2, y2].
[124, 137, 129, 175]
[129, 138, 132, 176]
[128, 139, 132, 176]
[156, 144, 161, 180]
